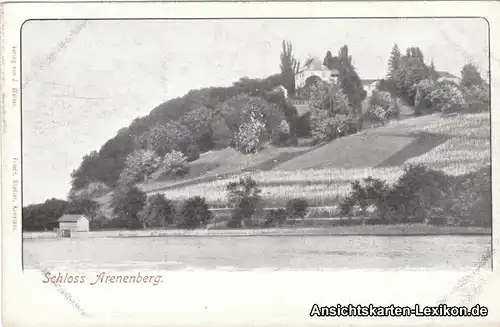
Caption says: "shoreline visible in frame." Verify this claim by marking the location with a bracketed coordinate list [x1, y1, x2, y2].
[23, 224, 491, 240]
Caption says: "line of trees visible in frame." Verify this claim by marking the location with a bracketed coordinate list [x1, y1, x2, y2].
[378, 44, 489, 115]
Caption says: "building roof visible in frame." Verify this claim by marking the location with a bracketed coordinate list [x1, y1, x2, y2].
[299, 57, 339, 74]
[437, 71, 458, 79]
[361, 79, 380, 86]
[58, 214, 89, 223]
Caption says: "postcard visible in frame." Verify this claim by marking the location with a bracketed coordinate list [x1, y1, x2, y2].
[1, 1, 499, 326]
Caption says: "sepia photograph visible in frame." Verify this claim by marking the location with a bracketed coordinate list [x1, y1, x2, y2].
[21, 17, 492, 272]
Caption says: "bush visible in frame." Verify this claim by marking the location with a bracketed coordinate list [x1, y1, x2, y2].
[428, 167, 491, 227]
[138, 193, 176, 228]
[160, 150, 189, 177]
[271, 120, 298, 146]
[412, 79, 436, 115]
[233, 112, 267, 154]
[291, 112, 312, 138]
[340, 164, 491, 227]
[309, 85, 358, 142]
[110, 185, 146, 229]
[179, 196, 213, 229]
[264, 209, 288, 227]
[428, 83, 466, 113]
[463, 83, 489, 112]
[286, 198, 309, 219]
[340, 165, 450, 223]
[226, 176, 262, 228]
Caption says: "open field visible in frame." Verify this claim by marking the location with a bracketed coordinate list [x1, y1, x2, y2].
[154, 113, 490, 206]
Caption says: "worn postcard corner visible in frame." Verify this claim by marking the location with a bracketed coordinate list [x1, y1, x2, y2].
[1, 1, 500, 327]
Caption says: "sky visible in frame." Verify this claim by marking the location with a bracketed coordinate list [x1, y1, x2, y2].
[21, 18, 489, 205]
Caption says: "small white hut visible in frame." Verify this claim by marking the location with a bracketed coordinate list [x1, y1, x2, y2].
[57, 214, 90, 232]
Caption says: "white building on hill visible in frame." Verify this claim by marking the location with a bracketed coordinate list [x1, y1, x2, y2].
[361, 79, 380, 97]
[295, 57, 339, 89]
[437, 71, 460, 84]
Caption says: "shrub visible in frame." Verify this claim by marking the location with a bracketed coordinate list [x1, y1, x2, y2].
[226, 176, 262, 228]
[291, 112, 312, 137]
[428, 83, 466, 113]
[463, 83, 489, 112]
[233, 111, 267, 154]
[264, 209, 288, 227]
[340, 165, 450, 223]
[138, 193, 176, 228]
[286, 198, 309, 219]
[271, 120, 298, 146]
[160, 150, 189, 177]
[412, 79, 436, 115]
[179, 196, 213, 229]
[388, 97, 401, 118]
[427, 167, 491, 227]
[309, 84, 357, 142]
[110, 185, 146, 229]
[364, 105, 389, 126]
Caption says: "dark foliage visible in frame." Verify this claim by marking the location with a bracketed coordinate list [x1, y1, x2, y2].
[286, 198, 309, 219]
[178, 196, 213, 229]
[22, 198, 69, 231]
[226, 176, 263, 228]
[140, 193, 177, 228]
[69, 72, 287, 189]
[264, 209, 288, 227]
[65, 198, 100, 219]
[291, 112, 312, 138]
[340, 165, 491, 227]
[111, 186, 146, 229]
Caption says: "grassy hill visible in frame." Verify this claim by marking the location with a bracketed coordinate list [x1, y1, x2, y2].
[150, 112, 490, 207]
[96, 111, 489, 219]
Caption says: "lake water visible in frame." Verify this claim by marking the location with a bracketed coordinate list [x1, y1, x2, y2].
[23, 235, 492, 271]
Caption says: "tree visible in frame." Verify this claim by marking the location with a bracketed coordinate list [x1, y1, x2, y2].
[22, 198, 69, 231]
[460, 63, 484, 88]
[226, 176, 262, 228]
[337, 45, 367, 129]
[286, 198, 309, 220]
[179, 196, 213, 229]
[70, 151, 101, 190]
[308, 83, 357, 141]
[233, 111, 267, 154]
[430, 60, 439, 81]
[428, 82, 466, 113]
[118, 149, 160, 186]
[111, 186, 146, 229]
[218, 95, 280, 136]
[323, 50, 341, 70]
[386, 44, 401, 79]
[160, 150, 189, 177]
[137, 122, 195, 159]
[412, 79, 436, 115]
[393, 55, 430, 105]
[65, 198, 100, 220]
[138, 193, 176, 228]
[68, 181, 111, 201]
[180, 105, 216, 152]
[305, 75, 322, 88]
[406, 47, 425, 62]
[280, 40, 300, 95]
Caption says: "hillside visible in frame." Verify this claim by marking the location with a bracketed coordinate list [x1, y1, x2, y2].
[151, 112, 489, 207]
